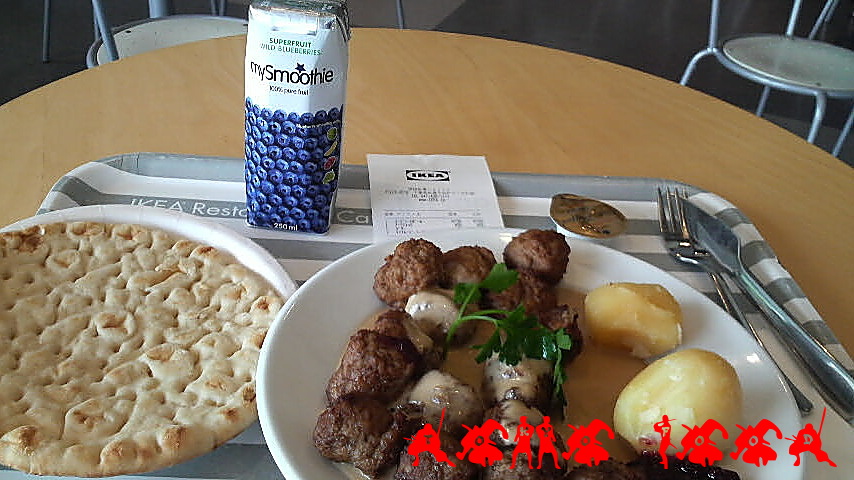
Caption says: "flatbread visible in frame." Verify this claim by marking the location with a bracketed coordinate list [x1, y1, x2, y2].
[0, 221, 284, 476]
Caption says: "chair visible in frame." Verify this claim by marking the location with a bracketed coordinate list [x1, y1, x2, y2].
[86, 0, 247, 68]
[681, 0, 854, 157]
[42, 1, 231, 63]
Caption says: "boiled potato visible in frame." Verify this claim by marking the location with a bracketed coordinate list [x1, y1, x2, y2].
[613, 348, 743, 454]
[584, 282, 682, 358]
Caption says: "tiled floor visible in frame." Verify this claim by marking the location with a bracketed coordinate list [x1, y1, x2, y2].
[1, 0, 852, 163]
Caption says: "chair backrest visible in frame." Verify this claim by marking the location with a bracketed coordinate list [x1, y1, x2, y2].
[88, 0, 248, 67]
[705, 0, 836, 47]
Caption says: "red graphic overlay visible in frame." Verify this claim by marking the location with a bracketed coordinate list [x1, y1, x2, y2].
[535, 416, 562, 469]
[730, 419, 782, 467]
[786, 408, 837, 467]
[562, 418, 614, 466]
[404, 408, 837, 470]
[510, 416, 536, 469]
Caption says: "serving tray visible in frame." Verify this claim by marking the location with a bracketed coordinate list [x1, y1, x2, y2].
[0, 151, 848, 480]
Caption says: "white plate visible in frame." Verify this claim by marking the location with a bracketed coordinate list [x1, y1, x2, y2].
[257, 228, 802, 480]
[2, 204, 298, 299]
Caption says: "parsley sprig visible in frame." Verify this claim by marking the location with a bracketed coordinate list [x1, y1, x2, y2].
[445, 264, 574, 406]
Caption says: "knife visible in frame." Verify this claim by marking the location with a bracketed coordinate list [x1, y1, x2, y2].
[683, 201, 854, 423]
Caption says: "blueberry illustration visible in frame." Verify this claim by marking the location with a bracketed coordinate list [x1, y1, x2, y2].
[290, 136, 305, 150]
[261, 156, 275, 170]
[291, 185, 306, 198]
[306, 208, 320, 220]
[304, 161, 319, 174]
[297, 149, 311, 162]
[251, 126, 261, 140]
[304, 137, 318, 150]
[312, 171, 325, 184]
[287, 112, 300, 123]
[255, 212, 270, 225]
[283, 147, 297, 161]
[251, 104, 260, 116]
[269, 121, 282, 135]
[255, 168, 268, 180]
[284, 195, 299, 208]
[244, 144, 252, 159]
[312, 217, 329, 233]
[306, 185, 319, 198]
[245, 98, 253, 109]
[277, 205, 290, 216]
[317, 135, 330, 149]
[257, 118, 269, 132]
[268, 145, 282, 160]
[260, 203, 274, 214]
[299, 196, 314, 210]
[273, 110, 286, 122]
[289, 161, 305, 174]
[269, 194, 283, 206]
[319, 182, 333, 194]
[300, 112, 314, 125]
[329, 107, 340, 120]
[260, 180, 275, 194]
[261, 131, 275, 146]
[296, 126, 309, 138]
[246, 136, 256, 149]
[268, 169, 284, 184]
[255, 143, 268, 157]
[298, 219, 312, 231]
[275, 158, 289, 171]
[255, 192, 268, 205]
[282, 121, 297, 135]
[311, 148, 325, 161]
[284, 171, 299, 186]
[245, 120, 252, 134]
[261, 108, 273, 121]
[247, 112, 257, 125]
[251, 175, 262, 188]
[276, 134, 289, 147]
[276, 183, 292, 197]
[291, 207, 306, 220]
[298, 173, 313, 186]
[314, 193, 329, 206]
[244, 169, 253, 182]
[270, 213, 283, 225]
[250, 199, 261, 211]
[314, 110, 328, 124]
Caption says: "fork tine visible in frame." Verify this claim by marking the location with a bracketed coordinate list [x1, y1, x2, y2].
[656, 187, 670, 234]
[674, 188, 692, 241]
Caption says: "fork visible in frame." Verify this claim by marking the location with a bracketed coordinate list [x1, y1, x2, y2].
[656, 187, 813, 415]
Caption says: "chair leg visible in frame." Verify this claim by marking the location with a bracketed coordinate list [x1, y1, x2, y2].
[42, 0, 51, 63]
[807, 93, 827, 144]
[680, 48, 715, 86]
[756, 86, 771, 117]
[831, 104, 854, 157]
[396, 0, 405, 29]
[91, 0, 119, 62]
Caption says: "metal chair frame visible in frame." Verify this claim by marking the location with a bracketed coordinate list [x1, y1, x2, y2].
[681, 0, 854, 157]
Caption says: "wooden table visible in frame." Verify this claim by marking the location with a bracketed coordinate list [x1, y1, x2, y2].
[0, 27, 852, 478]
[2, 28, 850, 350]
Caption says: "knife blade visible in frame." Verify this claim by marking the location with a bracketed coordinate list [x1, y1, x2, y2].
[683, 200, 854, 423]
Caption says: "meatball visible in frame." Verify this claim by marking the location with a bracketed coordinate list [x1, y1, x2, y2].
[483, 270, 557, 316]
[374, 239, 444, 307]
[441, 245, 497, 288]
[503, 229, 570, 285]
[373, 308, 443, 369]
[314, 394, 419, 478]
[326, 329, 423, 404]
[395, 431, 478, 480]
[407, 370, 483, 435]
[483, 355, 554, 412]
